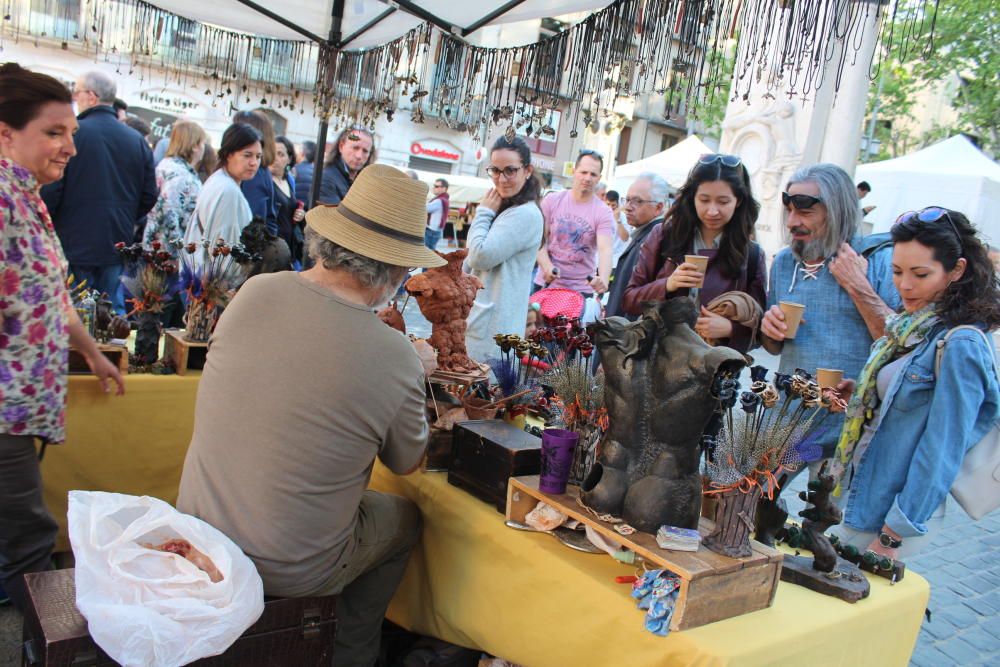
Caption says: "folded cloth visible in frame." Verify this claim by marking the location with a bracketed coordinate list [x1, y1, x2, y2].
[703, 290, 763, 347]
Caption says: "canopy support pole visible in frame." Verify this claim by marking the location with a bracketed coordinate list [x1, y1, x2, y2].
[308, 0, 347, 210]
[462, 0, 529, 36]
[338, 8, 397, 48]
[390, 0, 457, 35]
[230, 0, 324, 43]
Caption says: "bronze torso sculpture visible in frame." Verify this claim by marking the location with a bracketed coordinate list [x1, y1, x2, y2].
[405, 249, 483, 372]
[582, 298, 746, 532]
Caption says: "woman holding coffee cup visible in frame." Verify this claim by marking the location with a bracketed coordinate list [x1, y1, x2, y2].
[622, 154, 766, 352]
[828, 208, 999, 558]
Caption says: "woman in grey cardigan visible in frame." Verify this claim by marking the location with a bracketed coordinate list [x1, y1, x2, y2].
[464, 136, 544, 363]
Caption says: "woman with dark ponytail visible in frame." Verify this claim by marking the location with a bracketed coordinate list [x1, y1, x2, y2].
[464, 135, 543, 362]
[0, 63, 125, 610]
[830, 208, 1000, 559]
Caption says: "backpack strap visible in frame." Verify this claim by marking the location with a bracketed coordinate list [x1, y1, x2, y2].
[744, 241, 760, 291]
[935, 325, 999, 378]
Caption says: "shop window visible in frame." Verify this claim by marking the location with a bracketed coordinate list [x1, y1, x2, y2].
[408, 156, 453, 175]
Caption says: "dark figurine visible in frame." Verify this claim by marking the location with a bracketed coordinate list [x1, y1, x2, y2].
[240, 216, 291, 276]
[581, 298, 746, 532]
[798, 462, 841, 573]
[754, 472, 791, 547]
[93, 292, 115, 343]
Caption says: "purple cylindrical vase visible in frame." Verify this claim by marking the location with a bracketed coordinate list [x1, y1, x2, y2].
[539, 428, 579, 494]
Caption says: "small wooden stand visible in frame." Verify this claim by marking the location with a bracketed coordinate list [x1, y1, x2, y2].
[781, 555, 871, 603]
[507, 476, 782, 631]
[163, 329, 209, 376]
[68, 343, 128, 376]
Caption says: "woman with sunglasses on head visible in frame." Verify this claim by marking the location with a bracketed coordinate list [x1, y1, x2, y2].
[621, 154, 766, 353]
[463, 136, 544, 364]
[827, 208, 1000, 560]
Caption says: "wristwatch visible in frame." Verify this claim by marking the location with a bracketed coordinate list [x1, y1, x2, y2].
[878, 531, 903, 549]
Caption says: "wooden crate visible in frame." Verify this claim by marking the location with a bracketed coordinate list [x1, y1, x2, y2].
[163, 329, 209, 375]
[68, 343, 128, 376]
[506, 476, 782, 631]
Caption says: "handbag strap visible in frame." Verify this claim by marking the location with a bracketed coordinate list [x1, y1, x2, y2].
[935, 325, 999, 379]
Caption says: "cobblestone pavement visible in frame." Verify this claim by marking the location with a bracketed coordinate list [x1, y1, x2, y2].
[1, 270, 996, 666]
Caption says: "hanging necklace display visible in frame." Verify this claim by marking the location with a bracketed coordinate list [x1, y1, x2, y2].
[1, 0, 943, 138]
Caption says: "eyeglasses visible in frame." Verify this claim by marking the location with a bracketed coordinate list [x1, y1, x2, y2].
[623, 197, 660, 207]
[698, 153, 742, 168]
[486, 165, 523, 179]
[578, 149, 604, 160]
[433, 183, 446, 188]
[894, 206, 962, 242]
[782, 192, 823, 210]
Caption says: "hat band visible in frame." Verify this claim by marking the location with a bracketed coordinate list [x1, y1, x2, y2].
[338, 203, 424, 246]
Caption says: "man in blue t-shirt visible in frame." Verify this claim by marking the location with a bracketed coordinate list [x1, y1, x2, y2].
[761, 163, 901, 462]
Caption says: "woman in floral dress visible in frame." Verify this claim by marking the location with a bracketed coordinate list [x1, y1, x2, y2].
[142, 120, 206, 248]
[0, 63, 125, 611]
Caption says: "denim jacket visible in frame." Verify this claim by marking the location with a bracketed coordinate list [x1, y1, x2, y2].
[843, 323, 1000, 537]
[768, 237, 901, 456]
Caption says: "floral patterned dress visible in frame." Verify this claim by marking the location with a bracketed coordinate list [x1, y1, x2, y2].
[142, 156, 202, 249]
[0, 159, 73, 443]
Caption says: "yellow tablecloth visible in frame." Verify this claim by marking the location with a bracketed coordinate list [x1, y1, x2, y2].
[43, 373, 200, 551]
[371, 465, 928, 667]
[44, 373, 928, 666]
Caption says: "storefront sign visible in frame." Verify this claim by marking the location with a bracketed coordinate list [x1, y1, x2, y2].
[129, 107, 178, 144]
[411, 140, 461, 162]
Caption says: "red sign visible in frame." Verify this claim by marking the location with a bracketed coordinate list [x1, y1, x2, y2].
[411, 141, 460, 162]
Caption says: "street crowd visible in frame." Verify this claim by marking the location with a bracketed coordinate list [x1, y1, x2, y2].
[1, 63, 998, 666]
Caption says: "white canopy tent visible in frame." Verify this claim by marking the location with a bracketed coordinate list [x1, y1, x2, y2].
[611, 134, 712, 194]
[857, 135, 1000, 245]
[149, 1, 614, 47]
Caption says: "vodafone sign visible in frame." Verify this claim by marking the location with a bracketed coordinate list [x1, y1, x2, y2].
[410, 140, 460, 162]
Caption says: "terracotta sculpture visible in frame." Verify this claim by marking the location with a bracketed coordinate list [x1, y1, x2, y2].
[405, 249, 482, 372]
[377, 300, 407, 334]
[582, 299, 746, 532]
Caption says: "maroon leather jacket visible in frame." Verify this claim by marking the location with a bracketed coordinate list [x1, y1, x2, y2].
[621, 222, 767, 353]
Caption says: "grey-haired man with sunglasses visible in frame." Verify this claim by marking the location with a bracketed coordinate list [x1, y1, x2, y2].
[761, 163, 901, 465]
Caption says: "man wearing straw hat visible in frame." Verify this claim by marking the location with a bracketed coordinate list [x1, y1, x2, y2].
[178, 165, 444, 666]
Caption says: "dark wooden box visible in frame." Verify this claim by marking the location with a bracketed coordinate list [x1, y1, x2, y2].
[447, 420, 541, 512]
[21, 569, 337, 666]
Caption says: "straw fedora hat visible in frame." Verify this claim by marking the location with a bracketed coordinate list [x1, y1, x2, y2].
[305, 164, 447, 268]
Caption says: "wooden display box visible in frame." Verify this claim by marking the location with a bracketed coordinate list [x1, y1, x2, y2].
[67, 343, 128, 376]
[506, 476, 782, 631]
[163, 329, 209, 375]
[448, 420, 541, 512]
[21, 569, 337, 666]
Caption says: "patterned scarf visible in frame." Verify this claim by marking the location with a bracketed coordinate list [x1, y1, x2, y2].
[831, 305, 940, 495]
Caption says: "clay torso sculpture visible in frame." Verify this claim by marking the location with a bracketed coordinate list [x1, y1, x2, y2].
[582, 298, 746, 532]
[405, 249, 483, 372]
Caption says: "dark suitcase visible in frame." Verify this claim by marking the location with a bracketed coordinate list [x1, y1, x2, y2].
[21, 569, 337, 666]
[447, 420, 541, 512]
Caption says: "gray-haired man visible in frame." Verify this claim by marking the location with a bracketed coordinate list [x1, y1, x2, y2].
[41, 70, 157, 313]
[605, 172, 668, 320]
[760, 163, 901, 461]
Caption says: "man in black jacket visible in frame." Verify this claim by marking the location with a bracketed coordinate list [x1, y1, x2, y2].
[605, 172, 667, 319]
[317, 126, 374, 206]
[41, 71, 157, 313]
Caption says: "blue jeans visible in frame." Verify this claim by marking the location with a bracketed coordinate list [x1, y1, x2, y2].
[70, 263, 125, 314]
[424, 228, 443, 251]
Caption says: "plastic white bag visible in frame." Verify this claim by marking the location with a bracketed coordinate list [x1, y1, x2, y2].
[68, 491, 265, 667]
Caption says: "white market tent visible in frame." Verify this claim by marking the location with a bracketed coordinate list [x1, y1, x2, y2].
[406, 168, 493, 209]
[612, 134, 712, 194]
[857, 135, 1000, 245]
[153, 1, 614, 47]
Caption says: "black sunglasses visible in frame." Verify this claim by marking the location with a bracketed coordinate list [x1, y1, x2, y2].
[782, 192, 823, 210]
[698, 153, 742, 167]
[894, 206, 962, 242]
[578, 149, 603, 160]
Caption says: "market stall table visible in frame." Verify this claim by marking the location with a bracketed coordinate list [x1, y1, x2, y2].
[44, 374, 929, 665]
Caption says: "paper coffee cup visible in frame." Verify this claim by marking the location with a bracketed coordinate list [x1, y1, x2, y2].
[779, 301, 805, 339]
[816, 368, 843, 389]
[684, 254, 709, 288]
